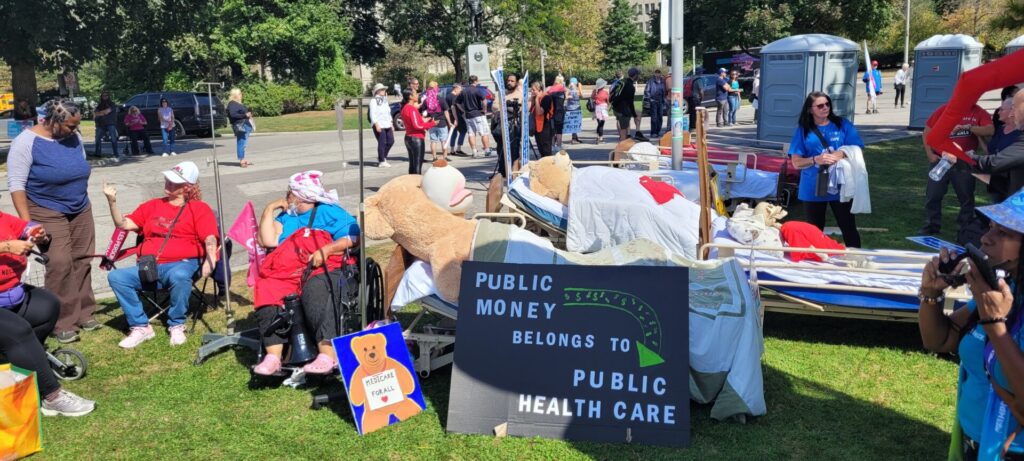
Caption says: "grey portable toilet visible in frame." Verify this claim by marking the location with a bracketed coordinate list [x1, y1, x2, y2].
[757, 34, 859, 144]
[909, 34, 983, 129]
[1007, 35, 1024, 55]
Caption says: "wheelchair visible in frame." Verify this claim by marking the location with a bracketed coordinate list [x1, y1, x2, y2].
[250, 249, 385, 389]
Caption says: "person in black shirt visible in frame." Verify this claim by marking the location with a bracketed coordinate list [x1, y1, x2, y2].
[446, 84, 468, 155]
[611, 68, 639, 142]
[93, 92, 119, 158]
[459, 75, 494, 157]
[485, 74, 525, 212]
[530, 81, 554, 157]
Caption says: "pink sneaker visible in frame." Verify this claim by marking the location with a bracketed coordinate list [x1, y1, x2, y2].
[168, 325, 187, 346]
[253, 354, 282, 376]
[118, 325, 155, 349]
[303, 353, 337, 375]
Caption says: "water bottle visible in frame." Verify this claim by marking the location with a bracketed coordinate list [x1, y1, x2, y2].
[929, 158, 952, 181]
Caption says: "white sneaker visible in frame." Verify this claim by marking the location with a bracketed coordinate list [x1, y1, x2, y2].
[171, 152, 178, 156]
[378, 161, 391, 168]
[118, 325, 156, 349]
[41, 389, 95, 417]
[472, 151, 481, 159]
[169, 325, 187, 346]
[162, 153, 169, 157]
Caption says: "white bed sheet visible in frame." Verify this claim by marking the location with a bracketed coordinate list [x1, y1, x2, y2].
[509, 172, 569, 222]
[655, 161, 779, 200]
[568, 166, 702, 259]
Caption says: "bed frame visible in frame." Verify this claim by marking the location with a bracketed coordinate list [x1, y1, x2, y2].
[701, 242, 965, 322]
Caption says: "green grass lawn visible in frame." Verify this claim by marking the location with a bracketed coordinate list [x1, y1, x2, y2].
[34, 137, 975, 459]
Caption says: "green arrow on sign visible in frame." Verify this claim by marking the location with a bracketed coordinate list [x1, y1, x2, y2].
[636, 341, 665, 368]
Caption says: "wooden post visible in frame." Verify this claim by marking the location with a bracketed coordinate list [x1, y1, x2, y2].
[696, 107, 712, 259]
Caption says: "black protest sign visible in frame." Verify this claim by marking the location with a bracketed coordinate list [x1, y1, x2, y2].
[447, 261, 690, 447]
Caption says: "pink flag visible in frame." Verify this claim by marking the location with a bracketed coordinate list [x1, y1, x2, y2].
[227, 201, 265, 287]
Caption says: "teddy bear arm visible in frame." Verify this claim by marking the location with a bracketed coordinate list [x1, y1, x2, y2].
[349, 368, 367, 405]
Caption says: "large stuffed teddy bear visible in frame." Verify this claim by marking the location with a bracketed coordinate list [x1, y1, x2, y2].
[527, 151, 572, 205]
[347, 333, 423, 433]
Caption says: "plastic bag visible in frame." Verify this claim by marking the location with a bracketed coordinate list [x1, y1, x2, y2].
[0, 364, 42, 460]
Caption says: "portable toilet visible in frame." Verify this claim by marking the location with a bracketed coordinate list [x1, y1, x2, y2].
[1007, 35, 1024, 55]
[757, 34, 859, 144]
[909, 34, 983, 129]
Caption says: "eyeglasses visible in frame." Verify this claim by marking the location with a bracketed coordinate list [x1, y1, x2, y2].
[814, 103, 831, 109]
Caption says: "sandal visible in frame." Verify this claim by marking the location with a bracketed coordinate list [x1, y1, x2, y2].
[302, 353, 337, 375]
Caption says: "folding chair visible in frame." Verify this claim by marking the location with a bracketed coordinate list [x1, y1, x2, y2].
[99, 229, 231, 332]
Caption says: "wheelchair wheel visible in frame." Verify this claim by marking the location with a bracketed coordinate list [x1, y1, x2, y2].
[51, 348, 88, 381]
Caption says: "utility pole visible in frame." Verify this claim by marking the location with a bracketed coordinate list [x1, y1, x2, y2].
[904, 0, 911, 65]
[670, 0, 684, 170]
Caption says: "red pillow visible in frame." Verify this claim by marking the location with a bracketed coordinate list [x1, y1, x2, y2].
[779, 221, 846, 262]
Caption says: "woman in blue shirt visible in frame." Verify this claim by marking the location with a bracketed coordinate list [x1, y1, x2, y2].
[919, 190, 1024, 460]
[787, 91, 865, 248]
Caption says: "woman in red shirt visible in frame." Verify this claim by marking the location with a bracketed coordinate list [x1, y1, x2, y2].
[0, 205, 95, 416]
[399, 88, 436, 174]
[103, 161, 220, 349]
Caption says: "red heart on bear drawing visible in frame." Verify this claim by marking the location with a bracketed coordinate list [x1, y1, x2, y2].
[381, 396, 388, 403]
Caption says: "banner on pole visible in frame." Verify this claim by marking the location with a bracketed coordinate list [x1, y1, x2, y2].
[492, 68, 513, 186]
[520, 72, 531, 163]
[863, 41, 877, 102]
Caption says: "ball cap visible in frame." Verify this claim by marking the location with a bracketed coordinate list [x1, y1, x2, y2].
[718, 68, 727, 74]
[978, 189, 1024, 236]
[163, 161, 199, 185]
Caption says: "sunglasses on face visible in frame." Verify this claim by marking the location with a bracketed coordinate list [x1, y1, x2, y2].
[814, 103, 831, 109]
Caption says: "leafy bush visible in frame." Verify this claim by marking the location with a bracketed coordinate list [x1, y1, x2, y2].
[240, 81, 307, 116]
[162, 70, 192, 92]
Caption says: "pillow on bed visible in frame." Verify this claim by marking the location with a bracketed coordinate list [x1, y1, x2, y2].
[727, 204, 783, 258]
[779, 221, 846, 262]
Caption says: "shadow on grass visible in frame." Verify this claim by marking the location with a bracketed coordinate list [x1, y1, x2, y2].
[763, 311, 925, 351]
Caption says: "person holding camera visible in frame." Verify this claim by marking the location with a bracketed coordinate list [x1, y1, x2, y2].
[918, 189, 1024, 460]
[252, 171, 360, 376]
[103, 161, 220, 349]
[0, 201, 95, 416]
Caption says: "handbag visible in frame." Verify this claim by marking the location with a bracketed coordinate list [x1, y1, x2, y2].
[809, 126, 833, 197]
[138, 202, 188, 284]
[0, 364, 42, 460]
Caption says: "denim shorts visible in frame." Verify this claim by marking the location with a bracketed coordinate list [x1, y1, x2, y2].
[428, 126, 449, 142]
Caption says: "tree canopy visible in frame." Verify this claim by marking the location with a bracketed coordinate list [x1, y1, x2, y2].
[600, 0, 650, 70]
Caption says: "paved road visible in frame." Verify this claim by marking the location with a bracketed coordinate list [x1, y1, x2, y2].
[0, 85, 1003, 297]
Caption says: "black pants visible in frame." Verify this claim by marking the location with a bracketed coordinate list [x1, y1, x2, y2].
[534, 127, 553, 157]
[255, 270, 345, 347]
[894, 84, 906, 107]
[374, 128, 394, 163]
[649, 102, 665, 137]
[924, 164, 976, 242]
[128, 130, 153, 155]
[596, 120, 605, 137]
[0, 285, 61, 396]
[804, 200, 861, 248]
[405, 135, 425, 174]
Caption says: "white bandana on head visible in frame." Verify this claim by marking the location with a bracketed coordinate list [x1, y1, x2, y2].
[288, 170, 339, 205]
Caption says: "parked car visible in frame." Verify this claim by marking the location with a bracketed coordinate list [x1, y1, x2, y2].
[116, 91, 227, 138]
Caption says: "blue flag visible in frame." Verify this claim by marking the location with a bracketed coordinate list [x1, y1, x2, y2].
[521, 72, 531, 166]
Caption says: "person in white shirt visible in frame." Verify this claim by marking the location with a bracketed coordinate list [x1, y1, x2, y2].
[369, 83, 395, 168]
[894, 63, 909, 108]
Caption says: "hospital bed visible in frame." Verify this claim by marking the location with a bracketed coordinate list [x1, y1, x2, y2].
[701, 237, 969, 322]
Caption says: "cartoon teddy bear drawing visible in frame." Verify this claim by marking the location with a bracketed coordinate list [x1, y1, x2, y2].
[348, 333, 423, 434]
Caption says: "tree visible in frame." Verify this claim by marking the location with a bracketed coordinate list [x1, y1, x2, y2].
[991, 0, 1024, 30]
[0, 1, 107, 104]
[600, 0, 649, 70]
[873, 0, 945, 55]
[221, 0, 350, 89]
[343, 0, 387, 66]
[383, 0, 517, 81]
